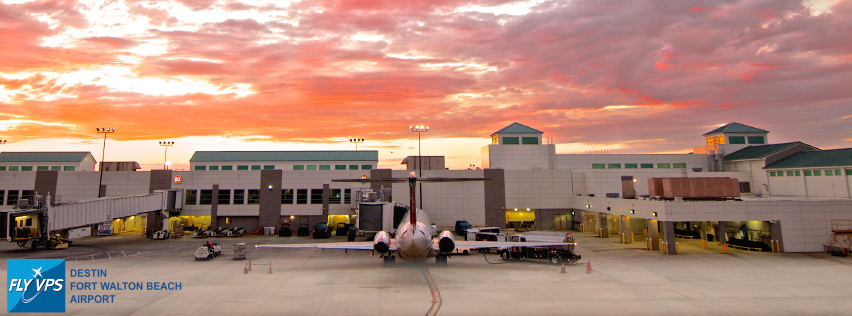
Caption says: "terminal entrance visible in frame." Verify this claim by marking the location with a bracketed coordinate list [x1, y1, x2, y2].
[506, 209, 535, 229]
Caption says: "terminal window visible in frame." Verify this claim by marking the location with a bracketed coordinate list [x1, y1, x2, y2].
[521, 137, 538, 145]
[264, 165, 275, 170]
[247, 190, 260, 204]
[847, 170, 852, 175]
[361, 165, 373, 170]
[307, 165, 317, 170]
[237, 165, 249, 170]
[296, 189, 308, 204]
[319, 165, 331, 170]
[769, 171, 776, 177]
[739, 182, 751, 193]
[310, 189, 323, 204]
[835, 170, 843, 176]
[786, 171, 794, 176]
[51, 166, 61, 171]
[234, 189, 245, 204]
[281, 189, 293, 204]
[64, 166, 75, 171]
[795, 171, 801, 176]
[21, 166, 32, 171]
[657, 163, 671, 168]
[640, 164, 654, 169]
[607, 164, 621, 169]
[592, 164, 605, 169]
[221, 166, 233, 170]
[747, 136, 765, 144]
[344, 189, 351, 204]
[824, 170, 832, 176]
[814, 170, 822, 176]
[0, 166, 5, 171]
[293, 165, 304, 170]
[21, 190, 34, 205]
[251, 165, 261, 170]
[335, 165, 346, 170]
[199, 190, 213, 205]
[185, 190, 197, 205]
[330, 189, 341, 204]
[6, 190, 18, 205]
[9, 166, 19, 171]
[728, 136, 746, 144]
[218, 190, 231, 205]
[625, 164, 638, 169]
[804, 170, 812, 176]
[209, 166, 219, 171]
[673, 163, 686, 168]
[195, 166, 206, 171]
[349, 165, 358, 170]
[37, 166, 49, 170]
[502, 137, 519, 144]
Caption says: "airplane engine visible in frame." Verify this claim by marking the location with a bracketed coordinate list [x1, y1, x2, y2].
[438, 231, 455, 253]
[373, 231, 390, 254]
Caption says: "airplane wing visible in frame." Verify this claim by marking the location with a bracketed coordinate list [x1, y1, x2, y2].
[447, 241, 574, 250]
[256, 240, 396, 251]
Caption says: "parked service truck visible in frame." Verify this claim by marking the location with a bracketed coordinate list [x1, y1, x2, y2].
[499, 231, 581, 264]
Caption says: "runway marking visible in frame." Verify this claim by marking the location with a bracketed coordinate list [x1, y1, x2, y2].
[609, 257, 668, 281]
[420, 265, 442, 316]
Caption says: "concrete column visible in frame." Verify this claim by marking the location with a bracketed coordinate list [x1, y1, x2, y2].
[700, 221, 709, 249]
[717, 221, 728, 253]
[647, 219, 660, 250]
[259, 170, 283, 231]
[322, 184, 329, 216]
[598, 212, 609, 237]
[770, 221, 784, 253]
[483, 169, 506, 228]
[210, 184, 219, 228]
[661, 221, 677, 254]
[34, 170, 59, 206]
[620, 215, 632, 243]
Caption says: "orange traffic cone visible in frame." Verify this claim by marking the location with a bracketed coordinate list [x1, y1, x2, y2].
[248, 260, 252, 271]
[586, 260, 592, 274]
[268, 262, 272, 274]
[561, 262, 566, 274]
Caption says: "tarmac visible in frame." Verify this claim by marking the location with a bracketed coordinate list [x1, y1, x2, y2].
[3, 229, 852, 315]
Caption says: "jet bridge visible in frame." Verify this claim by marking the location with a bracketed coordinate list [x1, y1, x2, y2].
[2, 189, 182, 249]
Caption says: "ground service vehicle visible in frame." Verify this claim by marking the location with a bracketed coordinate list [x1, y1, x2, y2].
[466, 227, 507, 241]
[455, 220, 471, 236]
[195, 242, 222, 260]
[500, 232, 581, 264]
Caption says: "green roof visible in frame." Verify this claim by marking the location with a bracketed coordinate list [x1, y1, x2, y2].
[703, 122, 768, 136]
[765, 148, 852, 169]
[724, 142, 815, 161]
[190, 151, 378, 163]
[490, 122, 543, 136]
[0, 152, 94, 163]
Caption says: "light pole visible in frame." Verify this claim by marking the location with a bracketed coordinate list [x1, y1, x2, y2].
[159, 141, 174, 169]
[410, 125, 428, 210]
[96, 128, 115, 198]
[349, 138, 364, 151]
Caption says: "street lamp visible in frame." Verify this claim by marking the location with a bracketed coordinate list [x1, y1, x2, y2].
[159, 141, 174, 170]
[96, 127, 115, 198]
[349, 138, 364, 151]
[410, 125, 428, 210]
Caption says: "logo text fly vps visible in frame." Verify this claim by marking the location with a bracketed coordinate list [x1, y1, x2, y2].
[7, 259, 66, 313]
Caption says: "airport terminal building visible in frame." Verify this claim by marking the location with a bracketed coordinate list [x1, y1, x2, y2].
[2, 122, 851, 253]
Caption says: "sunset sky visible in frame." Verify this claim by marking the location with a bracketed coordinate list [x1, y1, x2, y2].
[1, 0, 850, 171]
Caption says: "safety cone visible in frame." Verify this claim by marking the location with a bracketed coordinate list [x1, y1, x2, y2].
[268, 262, 272, 274]
[431, 290, 437, 303]
[560, 262, 566, 274]
[248, 260, 252, 271]
[244, 264, 248, 274]
[586, 260, 592, 274]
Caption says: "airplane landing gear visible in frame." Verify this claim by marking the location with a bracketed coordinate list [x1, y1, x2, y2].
[383, 253, 396, 267]
[435, 254, 449, 267]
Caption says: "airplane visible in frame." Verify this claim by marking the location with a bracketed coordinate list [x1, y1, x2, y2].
[256, 172, 576, 266]
[32, 267, 42, 278]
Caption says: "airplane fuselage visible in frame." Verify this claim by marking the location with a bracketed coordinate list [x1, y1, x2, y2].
[394, 221, 433, 262]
